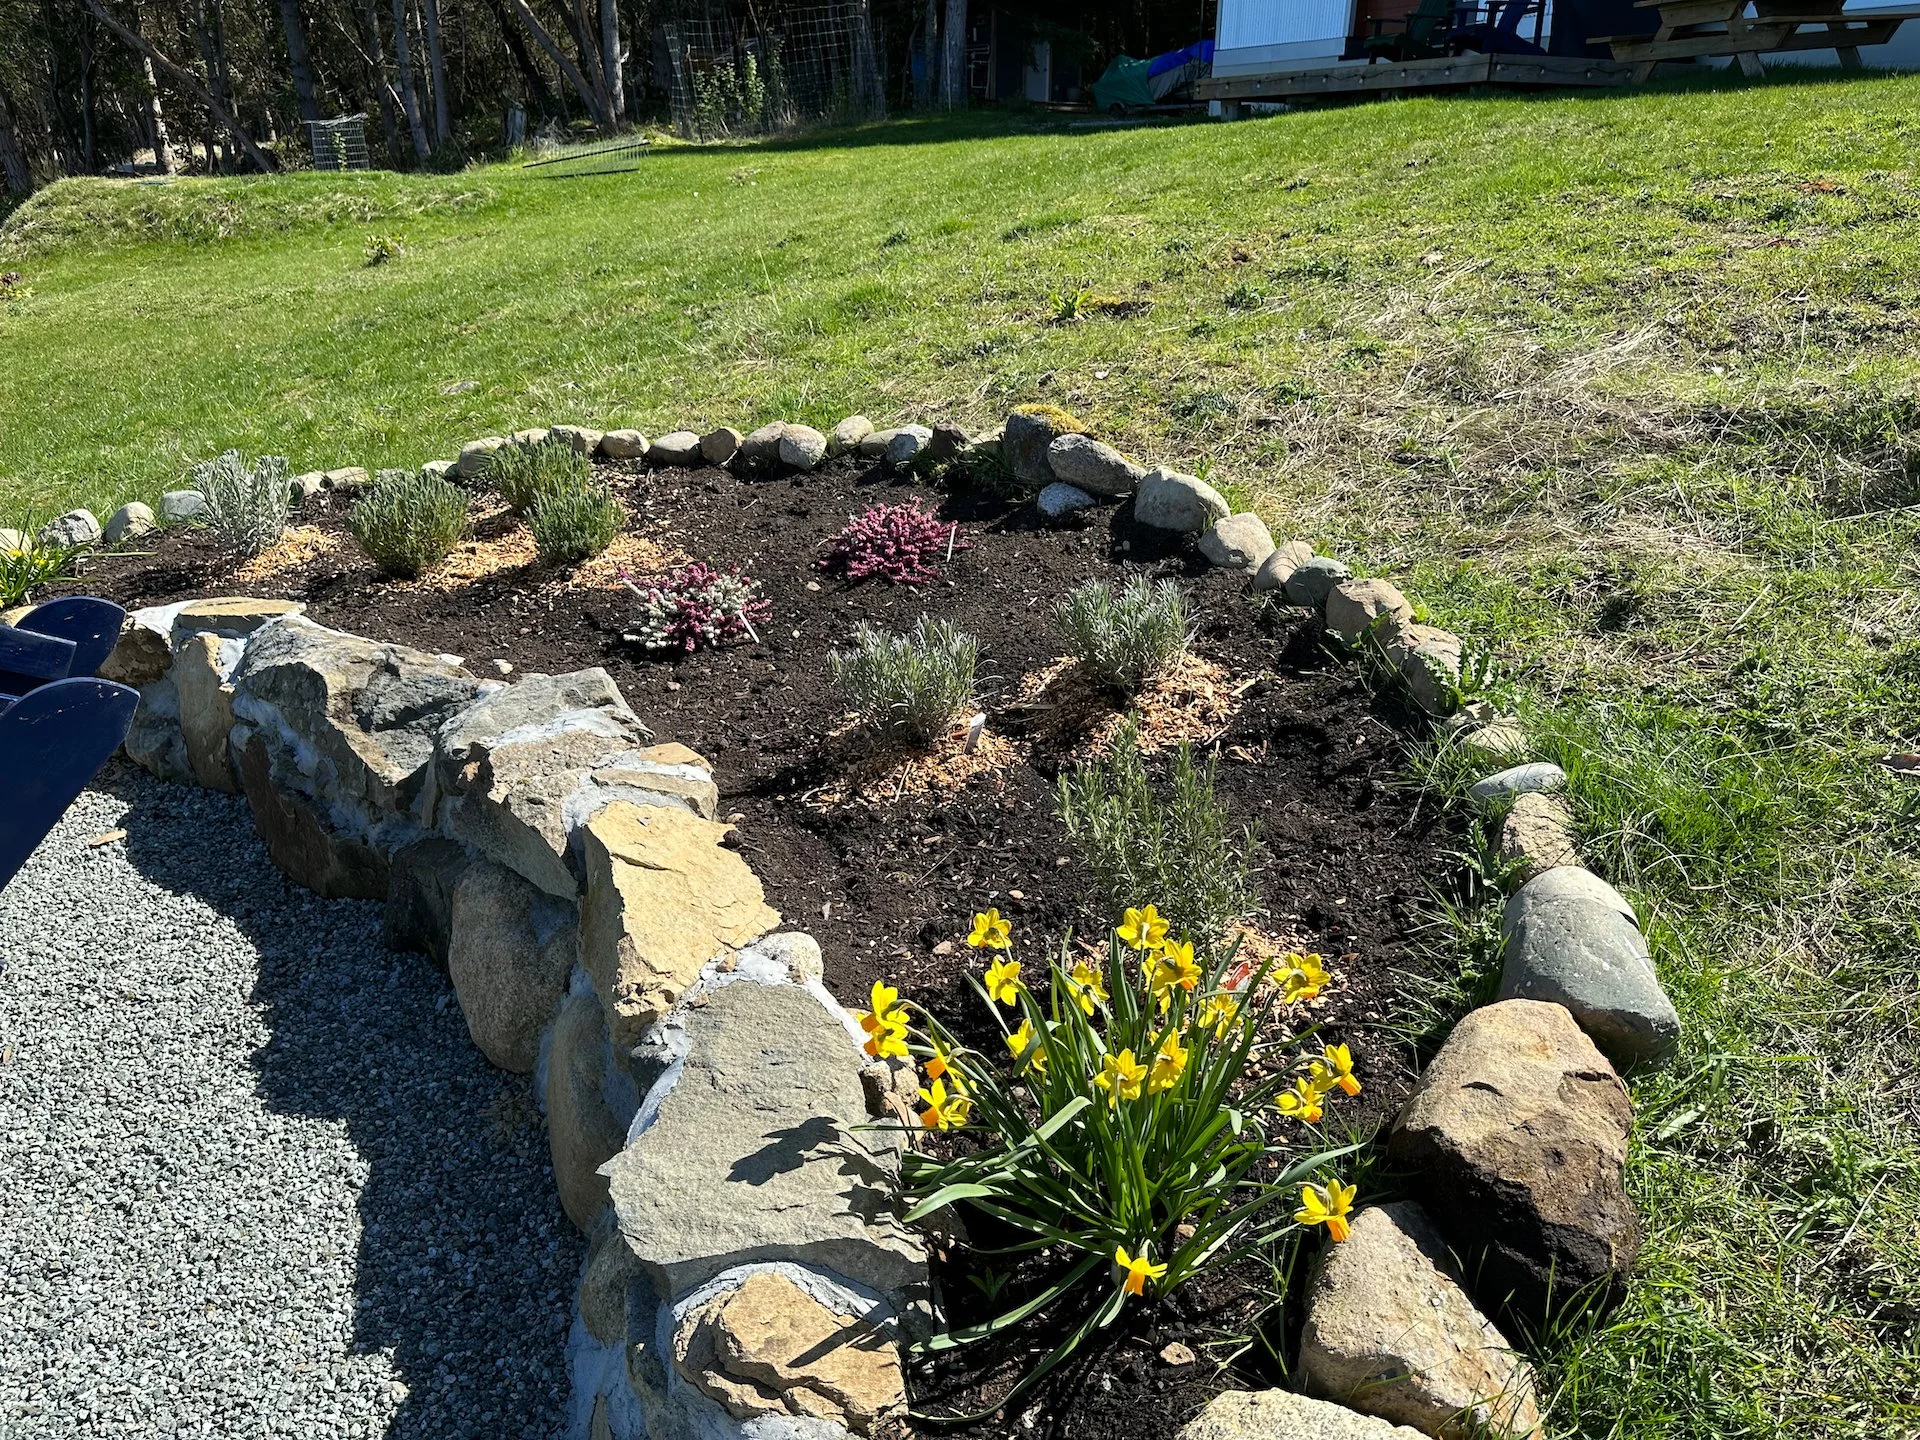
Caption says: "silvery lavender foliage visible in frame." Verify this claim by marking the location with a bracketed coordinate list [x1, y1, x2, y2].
[621, 562, 771, 653]
[191, 449, 291, 559]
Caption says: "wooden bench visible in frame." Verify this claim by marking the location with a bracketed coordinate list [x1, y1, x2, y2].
[0, 597, 141, 890]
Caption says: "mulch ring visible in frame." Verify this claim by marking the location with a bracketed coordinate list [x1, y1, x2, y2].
[62, 455, 1454, 1440]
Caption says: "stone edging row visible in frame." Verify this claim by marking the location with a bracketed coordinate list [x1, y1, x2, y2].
[78, 405, 1680, 1440]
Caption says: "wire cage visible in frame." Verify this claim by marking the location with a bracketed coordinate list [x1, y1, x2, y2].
[306, 116, 371, 172]
[664, 1, 887, 141]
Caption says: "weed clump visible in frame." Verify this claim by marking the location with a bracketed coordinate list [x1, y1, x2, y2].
[348, 468, 468, 578]
[528, 471, 622, 564]
[489, 438, 590, 515]
[1056, 576, 1189, 695]
[821, 501, 958, 585]
[1058, 719, 1260, 950]
[831, 616, 978, 745]
[621, 562, 770, 653]
[191, 449, 290, 560]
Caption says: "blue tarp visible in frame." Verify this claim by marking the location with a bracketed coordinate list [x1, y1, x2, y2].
[1146, 40, 1214, 78]
[1091, 39, 1214, 112]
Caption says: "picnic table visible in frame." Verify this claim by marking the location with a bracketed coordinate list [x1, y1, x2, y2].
[1601, 0, 1920, 79]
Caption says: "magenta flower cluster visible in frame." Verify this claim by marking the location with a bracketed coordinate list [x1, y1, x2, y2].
[819, 501, 962, 586]
[620, 562, 772, 654]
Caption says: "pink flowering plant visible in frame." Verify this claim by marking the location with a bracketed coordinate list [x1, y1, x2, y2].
[619, 562, 771, 653]
[819, 501, 963, 585]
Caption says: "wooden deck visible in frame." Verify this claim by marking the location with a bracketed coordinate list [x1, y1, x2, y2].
[1197, 52, 1637, 101]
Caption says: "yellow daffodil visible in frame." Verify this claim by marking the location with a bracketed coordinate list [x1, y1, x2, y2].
[1148, 1032, 1189, 1094]
[983, 957, 1023, 1006]
[854, 981, 909, 1060]
[1094, 1048, 1148, 1105]
[967, 909, 1012, 950]
[1279, 952, 1331, 1005]
[923, 1037, 954, 1083]
[917, 1078, 972, 1130]
[1312, 1043, 1362, 1098]
[1149, 938, 1201, 995]
[1116, 904, 1169, 952]
[1198, 993, 1240, 1040]
[1114, 1243, 1168, 1298]
[1275, 1077, 1325, 1124]
[1067, 958, 1109, 1016]
[1295, 1180, 1357, 1242]
[1005, 1017, 1048, 1073]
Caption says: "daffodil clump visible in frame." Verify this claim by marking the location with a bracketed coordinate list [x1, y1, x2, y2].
[882, 904, 1364, 1408]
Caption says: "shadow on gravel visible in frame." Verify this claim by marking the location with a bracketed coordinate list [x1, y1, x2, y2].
[105, 763, 583, 1440]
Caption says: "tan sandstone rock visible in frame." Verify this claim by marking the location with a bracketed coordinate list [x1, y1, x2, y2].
[1178, 1389, 1428, 1440]
[1389, 999, 1639, 1329]
[674, 1272, 904, 1435]
[579, 803, 778, 1051]
[1499, 791, 1580, 887]
[170, 596, 305, 640]
[172, 632, 240, 792]
[1301, 1202, 1543, 1438]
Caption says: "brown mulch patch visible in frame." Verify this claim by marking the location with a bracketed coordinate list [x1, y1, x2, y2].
[59, 455, 1454, 1440]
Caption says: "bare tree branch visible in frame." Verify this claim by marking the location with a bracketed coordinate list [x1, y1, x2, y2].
[502, 0, 610, 128]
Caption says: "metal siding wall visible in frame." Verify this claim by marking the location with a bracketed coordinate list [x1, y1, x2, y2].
[1218, 0, 1356, 48]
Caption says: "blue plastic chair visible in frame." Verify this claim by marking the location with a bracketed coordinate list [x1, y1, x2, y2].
[0, 597, 140, 890]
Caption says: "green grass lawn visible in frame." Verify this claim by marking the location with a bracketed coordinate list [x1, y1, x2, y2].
[5, 73, 1918, 1438]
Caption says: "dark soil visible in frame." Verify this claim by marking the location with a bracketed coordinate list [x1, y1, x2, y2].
[60, 456, 1454, 1440]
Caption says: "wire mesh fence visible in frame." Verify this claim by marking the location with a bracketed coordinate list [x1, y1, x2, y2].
[664, 1, 887, 140]
[305, 117, 370, 172]
[522, 134, 653, 178]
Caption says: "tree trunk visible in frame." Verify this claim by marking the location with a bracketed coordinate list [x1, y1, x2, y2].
[192, 4, 221, 170]
[81, 0, 274, 172]
[917, 0, 937, 108]
[143, 53, 176, 171]
[503, 0, 610, 127]
[479, 0, 557, 117]
[0, 88, 34, 195]
[422, 0, 449, 143]
[207, 0, 238, 165]
[278, 0, 322, 124]
[597, 0, 623, 125]
[391, 0, 431, 159]
[358, 0, 402, 160]
[942, 0, 966, 108]
[557, 0, 611, 121]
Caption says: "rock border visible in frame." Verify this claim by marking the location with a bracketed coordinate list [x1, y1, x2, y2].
[69, 403, 1681, 1440]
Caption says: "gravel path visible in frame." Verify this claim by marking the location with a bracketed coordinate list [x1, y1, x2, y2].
[0, 768, 583, 1439]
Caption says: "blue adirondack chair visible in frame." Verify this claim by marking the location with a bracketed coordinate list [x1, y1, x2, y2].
[0, 596, 141, 890]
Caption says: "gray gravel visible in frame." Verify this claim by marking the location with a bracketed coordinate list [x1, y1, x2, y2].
[0, 768, 583, 1438]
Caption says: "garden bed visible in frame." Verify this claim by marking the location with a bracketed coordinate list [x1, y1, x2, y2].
[58, 454, 1452, 1438]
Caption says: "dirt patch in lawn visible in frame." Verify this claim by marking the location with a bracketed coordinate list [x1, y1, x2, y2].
[62, 456, 1453, 1440]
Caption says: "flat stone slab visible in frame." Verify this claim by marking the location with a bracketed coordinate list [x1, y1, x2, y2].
[605, 978, 924, 1303]
[1499, 867, 1679, 1067]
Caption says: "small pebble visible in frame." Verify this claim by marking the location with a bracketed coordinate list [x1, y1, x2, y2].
[1160, 1342, 1197, 1368]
